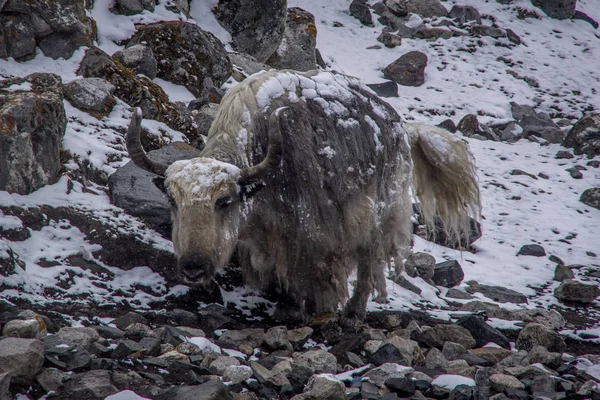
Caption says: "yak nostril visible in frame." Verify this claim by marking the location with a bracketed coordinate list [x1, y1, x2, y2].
[181, 266, 203, 280]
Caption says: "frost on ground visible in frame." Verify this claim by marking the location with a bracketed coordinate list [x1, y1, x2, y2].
[0, 0, 599, 337]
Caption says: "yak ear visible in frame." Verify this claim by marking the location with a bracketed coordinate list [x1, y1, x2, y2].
[153, 177, 167, 194]
[239, 180, 266, 200]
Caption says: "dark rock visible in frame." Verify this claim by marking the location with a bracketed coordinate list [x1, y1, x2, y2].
[531, 0, 576, 19]
[506, 29, 522, 45]
[458, 114, 480, 136]
[554, 280, 600, 304]
[36, 368, 69, 393]
[0, 338, 44, 385]
[113, 312, 148, 331]
[448, 5, 482, 25]
[580, 188, 600, 210]
[0, 14, 36, 60]
[139, 337, 161, 357]
[217, 328, 265, 349]
[392, 275, 422, 295]
[366, 81, 398, 98]
[432, 260, 464, 288]
[424, 347, 449, 372]
[466, 283, 528, 304]
[470, 25, 506, 38]
[63, 77, 116, 117]
[383, 51, 428, 87]
[0, 77, 66, 195]
[457, 314, 511, 349]
[516, 323, 566, 352]
[56, 370, 119, 400]
[214, 0, 287, 62]
[95, 326, 125, 340]
[295, 349, 338, 373]
[108, 142, 201, 237]
[438, 119, 457, 133]
[267, 7, 317, 71]
[566, 167, 583, 179]
[370, 343, 407, 366]
[113, 44, 157, 79]
[553, 264, 574, 281]
[417, 325, 476, 349]
[402, 0, 447, 18]
[350, 0, 374, 26]
[111, 339, 143, 359]
[572, 10, 599, 29]
[385, 377, 416, 396]
[415, 26, 454, 40]
[511, 102, 564, 143]
[286, 363, 313, 394]
[377, 31, 403, 48]
[517, 244, 546, 257]
[127, 21, 231, 98]
[406, 252, 436, 281]
[67, 349, 92, 372]
[446, 289, 473, 300]
[555, 150, 574, 159]
[111, 0, 144, 15]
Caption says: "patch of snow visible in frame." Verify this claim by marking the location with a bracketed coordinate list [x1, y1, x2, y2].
[431, 375, 477, 389]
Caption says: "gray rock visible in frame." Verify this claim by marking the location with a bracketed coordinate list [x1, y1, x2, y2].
[295, 349, 338, 374]
[0, 80, 66, 195]
[466, 283, 528, 304]
[36, 368, 69, 393]
[350, 0, 374, 26]
[377, 31, 403, 48]
[457, 314, 511, 349]
[139, 337, 161, 357]
[113, 312, 148, 331]
[0, 338, 44, 385]
[564, 113, 600, 158]
[516, 323, 566, 352]
[217, 328, 265, 350]
[414, 27, 454, 40]
[517, 244, 546, 257]
[446, 288, 473, 300]
[425, 347, 449, 372]
[294, 374, 347, 400]
[287, 327, 313, 349]
[111, 339, 142, 359]
[555, 150, 574, 159]
[214, 0, 287, 63]
[176, 342, 201, 355]
[385, 0, 408, 16]
[209, 356, 240, 375]
[0, 372, 10, 399]
[111, 0, 144, 15]
[417, 325, 476, 349]
[406, 252, 436, 280]
[511, 103, 564, 143]
[384, 51, 428, 87]
[0, 14, 36, 60]
[442, 341, 467, 360]
[63, 77, 116, 116]
[458, 114, 480, 136]
[384, 336, 422, 366]
[580, 188, 600, 210]
[526, 345, 562, 369]
[468, 347, 512, 365]
[554, 280, 600, 304]
[263, 326, 292, 351]
[553, 264, 574, 281]
[58, 370, 119, 400]
[371, 342, 407, 366]
[267, 7, 317, 71]
[531, 0, 575, 19]
[385, 377, 417, 396]
[366, 81, 399, 98]
[113, 44, 157, 79]
[470, 25, 506, 38]
[432, 260, 464, 288]
[403, 0, 447, 17]
[448, 5, 482, 25]
[124, 322, 155, 340]
[1, 318, 47, 339]
[127, 21, 231, 98]
[223, 365, 252, 384]
[108, 142, 201, 237]
[363, 362, 414, 387]
[228, 52, 270, 80]
[489, 373, 525, 392]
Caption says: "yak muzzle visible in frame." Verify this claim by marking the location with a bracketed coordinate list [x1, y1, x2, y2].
[177, 256, 222, 303]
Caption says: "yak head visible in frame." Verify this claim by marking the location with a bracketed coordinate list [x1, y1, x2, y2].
[125, 107, 283, 292]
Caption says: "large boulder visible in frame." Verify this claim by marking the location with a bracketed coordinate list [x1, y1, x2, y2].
[214, 0, 288, 62]
[0, 338, 45, 385]
[0, 73, 66, 194]
[563, 113, 600, 158]
[109, 142, 202, 237]
[266, 7, 317, 72]
[383, 51, 428, 87]
[531, 0, 576, 19]
[77, 46, 200, 144]
[127, 21, 231, 98]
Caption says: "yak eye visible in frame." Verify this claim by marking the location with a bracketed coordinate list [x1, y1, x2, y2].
[215, 196, 234, 210]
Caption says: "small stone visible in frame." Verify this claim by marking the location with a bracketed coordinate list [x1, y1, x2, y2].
[385, 377, 416, 396]
[0, 338, 45, 385]
[554, 280, 600, 304]
[113, 312, 148, 331]
[490, 374, 525, 392]
[433, 260, 464, 288]
[59, 370, 119, 399]
[517, 244, 546, 257]
[139, 337, 161, 357]
[555, 150, 574, 159]
[209, 356, 240, 375]
[363, 363, 414, 387]
[405, 252, 436, 280]
[457, 314, 511, 349]
[371, 343, 407, 366]
[263, 326, 292, 351]
[295, 349, 338, 373]
[111, 339, 142, 359]
[442, 342, 467, 360]
[377, 31, 403, 48]
[56, 327, 100, 349]
[468, 348, 512, 365]
[287, 327, 313, 349]
[217, 328, 265, 349]
[566, 167, 583, 179]
[417, 325, 476, 350]
[124, 322, 155, 340]
[297, 374, 346, 400]
[177, 342, 202, 355]
[366, 81, 399, 98]
[223, 365, 252, 384]
[516, 323, 566, 352]
[383, 51, 428, 87]
[553, 264, 574, 281]
[458, 114, 480, 136]
[425, 348, 449, 372]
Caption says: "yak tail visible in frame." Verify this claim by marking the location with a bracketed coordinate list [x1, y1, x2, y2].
[405, 123, 481, 247]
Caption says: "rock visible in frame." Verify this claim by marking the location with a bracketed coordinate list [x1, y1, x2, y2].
[56, 327, 100, 349]
[267, 7, 317, 71]
[36, 368, 69, 393]
[111, 0, 144, 15]
[209, 356, 240, 375]
[425, 347, 450, 372]
[385, 377, 416, 396]
[468, 348, 512, 365]
[363, 363, 414, 387]
[414, 27, 454, 40]
[295, 349, 338, 374]
[294, 374, 346, 400]
[113, 312, 148, 331]
[489, 373, 525, 392]
[111, 339, 143, 359]
[63, 77, 116, 117]
[384, 336, 422, 366]
[553, 264, 574, 281]
[113, 44, 157, 79]
[406, 252, 436, 280]
[0, 337, 44, 385]
[56, 370, 119, 400]
[457, 315, 511, 349]
[159, 380, 234, 399]
[366, 81, 399, 98]
[526, 345, 562, 369]
[223, 365, 252, 384]
[1, 317, 47, 339]
[108, 142, 202, 237]
[214, 0, 287, 62]
[139, 337, 161, 357]
[446, 289, 473, 300]
[465, 283, 528, 304]
[377, 31, 403, 48]
[0, 76, 66, 195]
[562, 113, 600, 158]
[127, 21, 231, 98]
[392, 275, 422, 295]
[555, 150, 574, 159]
[124, 322, 154, 340]
[554, 280, 600, 304]
[531, 0, 575, 19]
[384, 51, 428, 87]
[417, 325, 476, 350]
[350, 0, 373, 26]
[217, 328, 265, 350]
[176, 342, 201, 356]
[517, 244, 546, 257]
[581, 188, 600, 210]
[77, 46, 199, 142]
[442, 342, 467, 360]
[263, 326, 292, 351]
[385, 0, 408, 16]
[287, 327, 313, 349]
[448, 5, 482, 25]
[458, 114, 480, 136]
[432, 260, 464, 288]
[516, 323, 566, 352]
[403, 0, 447, 18]
[470, 25, 506, 38]
[0, 13, 36, 60]
[573, 10, 600, 29]
[511, 103, 564, 143]
[437, 119, 457, 133]
[371, 342, 407, 366]
[228, 52, 270, 80]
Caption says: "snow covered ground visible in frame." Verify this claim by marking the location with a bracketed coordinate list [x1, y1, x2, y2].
[1, 0, 599, 333]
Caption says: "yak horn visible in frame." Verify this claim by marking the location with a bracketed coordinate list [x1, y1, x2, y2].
[126, 107, 168, 176]
[238, 108, 286, 186]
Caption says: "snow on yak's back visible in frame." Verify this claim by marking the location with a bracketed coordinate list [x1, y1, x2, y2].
[126, 69, 480, 323]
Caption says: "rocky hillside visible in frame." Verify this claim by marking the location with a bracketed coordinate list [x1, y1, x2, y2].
[0, 0, 599, 399]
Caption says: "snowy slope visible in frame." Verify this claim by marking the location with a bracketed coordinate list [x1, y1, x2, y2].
[0, 0, 599, 331]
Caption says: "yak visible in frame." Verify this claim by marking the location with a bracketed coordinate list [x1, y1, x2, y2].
[126, 70, 480, 323]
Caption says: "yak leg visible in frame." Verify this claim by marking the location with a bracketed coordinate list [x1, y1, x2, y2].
[342, 245, 375, 324]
